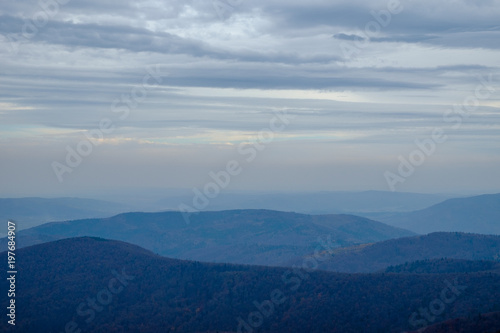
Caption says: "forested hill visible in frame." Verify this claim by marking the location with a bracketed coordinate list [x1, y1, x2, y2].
[1, 209, 414, 266]
[1, 237, 499, 333]
[377, 193, 500, 235]
[291, 232, 500, 273]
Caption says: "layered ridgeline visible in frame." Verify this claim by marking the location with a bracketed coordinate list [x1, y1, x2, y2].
[0, 191, 450, 232]
[1, 237, 499, 333]
[0, 197, 130, 231]
[373, 193, 500, 235]
[290, 232, 500, 273]
[0, 210, 413, 266]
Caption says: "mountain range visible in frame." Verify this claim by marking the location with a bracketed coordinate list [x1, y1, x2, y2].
[373, 193, 500, 235]
[1, 237, 499, 333]
[0, 197, 129, 232]
[4, 201, 500, 272]
[0, 210, 414, 266]
[0, 190, 452, 232]
[2, 191, 500, 332]
[4, 192, 498, 238]
[154, 190, 451, 214]
[290, 232, 500, 273]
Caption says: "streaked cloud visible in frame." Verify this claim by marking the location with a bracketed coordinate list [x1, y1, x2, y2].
[0, 0, 499, 195]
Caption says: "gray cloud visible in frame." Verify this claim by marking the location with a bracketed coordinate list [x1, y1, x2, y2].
[333, 33, 367, 41]
[1, 0, 499, 195]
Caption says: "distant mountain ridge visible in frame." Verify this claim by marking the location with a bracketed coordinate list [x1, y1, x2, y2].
[0, 209, 414, 267]
[156, 190, 450, 214]
[291, 232, 500, 273]
[0, 191, 451, 233]
[374, 193, 500, 235]
[0, 197, 129, 231]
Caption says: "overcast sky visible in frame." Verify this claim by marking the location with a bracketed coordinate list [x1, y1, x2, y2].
[0, 0, 499, 198]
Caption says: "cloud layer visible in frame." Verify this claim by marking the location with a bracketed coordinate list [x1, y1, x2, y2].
[0, 0, 499, 196]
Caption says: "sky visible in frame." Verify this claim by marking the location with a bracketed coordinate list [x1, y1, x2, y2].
[0, 0, 499, 199]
